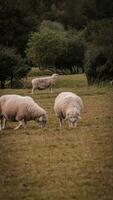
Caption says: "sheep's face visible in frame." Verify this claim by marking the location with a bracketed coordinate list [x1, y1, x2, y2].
[35, 115, 47, 128]
[66, 110, 81, 127]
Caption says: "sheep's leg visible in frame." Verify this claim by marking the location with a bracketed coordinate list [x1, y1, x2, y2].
[0, 116, 4, 131]
[51, 88, 53, 93]
[31, 87, 34, 94]
[49, 87, 53, 93]
[59, 117, 63, 128]
[0, 120, 2, 131]
[32, 88, 38, 94]
[32, 87, 37, 94]
[14, 120, 26, 130]
[2, 118, 7, 129]
[0, 117, 2, 131]
[73, 122, 77, 128]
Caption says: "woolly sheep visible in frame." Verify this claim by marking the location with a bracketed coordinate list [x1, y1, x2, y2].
[54, 92, 84, 128]
[31, 73, 59, 94]
[0, 94, 47, 130]
[0, 94, 34, 130]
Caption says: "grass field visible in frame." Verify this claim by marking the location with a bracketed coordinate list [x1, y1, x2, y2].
[0, 74, 113, 200]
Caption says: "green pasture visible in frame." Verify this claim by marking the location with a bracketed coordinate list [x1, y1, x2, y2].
[0, 74, 113, 200]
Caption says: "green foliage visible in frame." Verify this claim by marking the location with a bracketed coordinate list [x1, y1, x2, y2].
[84, 19, 113, 46]
[26, 26, 68, 69]
[84, 18, 113, 85]
[26, 21, 85, 73]
[55, 33, 85, 73]
[0, 0, 113, 82]
[0, 46, 30, 88]
[28, 67, 52, 77]
[83, 0, 113, 20]
[60, 0, 87, 29]
[84, 47, 113, 85]
[0, 0, 37, 54]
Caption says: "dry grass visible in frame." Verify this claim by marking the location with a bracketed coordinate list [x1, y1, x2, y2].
[0, 74, 113, 200]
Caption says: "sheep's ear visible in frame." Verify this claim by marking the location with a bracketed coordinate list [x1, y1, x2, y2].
[78, 116, 81, 120]
[39, 116, 43, 121]
[77, 111, 81, 120]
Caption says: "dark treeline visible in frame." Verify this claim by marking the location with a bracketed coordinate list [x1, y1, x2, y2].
[0, 0, 113, 88]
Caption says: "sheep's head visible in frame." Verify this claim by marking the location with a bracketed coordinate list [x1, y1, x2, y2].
[65, 108, 81, 128]
[52, 74, 59, 79]
[35, 114, 47, 128]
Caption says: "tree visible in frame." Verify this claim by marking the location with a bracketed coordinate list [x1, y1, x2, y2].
[55, 33, 85, 73]
[26, 21, 85, 73]
[0, 47, 30, 88]
[0, 0, 37, 54]
[26, 23, 68, 70]
[84, 47, 113, 85]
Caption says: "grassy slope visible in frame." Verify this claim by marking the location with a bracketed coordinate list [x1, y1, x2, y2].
[0, 74, 113, 200]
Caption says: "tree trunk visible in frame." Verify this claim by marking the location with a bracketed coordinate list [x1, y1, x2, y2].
[10, 75, 13, 88]
[1, 80, 5, 89]
[81, 66, 84, 73]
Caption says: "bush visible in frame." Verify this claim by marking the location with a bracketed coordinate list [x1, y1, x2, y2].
[84, 47, 113, 85]
[28, 68, 52, 77]
[0, 46, 30, 88]
[26, 21, 85, 74]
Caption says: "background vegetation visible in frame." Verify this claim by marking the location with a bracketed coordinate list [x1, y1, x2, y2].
[0, 0, 113, 86]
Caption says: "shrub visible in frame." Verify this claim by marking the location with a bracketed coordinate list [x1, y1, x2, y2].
[0, 46, 30, 88]
[84, 47, 113, 85]
[26, 21, 85, 74]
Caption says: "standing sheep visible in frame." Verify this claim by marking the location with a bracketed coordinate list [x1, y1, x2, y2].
[0, 94, 47, 130]
[54, 92, 84, 128]
[31, 73, 59, 94]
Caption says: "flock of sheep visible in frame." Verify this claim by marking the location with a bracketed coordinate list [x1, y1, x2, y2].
[0, 74, 84, 131]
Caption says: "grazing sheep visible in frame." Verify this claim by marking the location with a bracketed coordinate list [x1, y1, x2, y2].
[54, 92, 84, 128]
[0, 94, 47, 130]
[31, 73, 59, 94]
[0, 94, 34, 130]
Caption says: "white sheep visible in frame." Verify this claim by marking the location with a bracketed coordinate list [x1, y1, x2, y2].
[54, 92, 84, 128]
[0, 95, 34, 130]
[0, 94, 47, 130]
[31, 73, 59, 94]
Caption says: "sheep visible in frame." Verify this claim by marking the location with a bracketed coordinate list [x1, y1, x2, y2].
[54, 92, 84, 128]
[31, 73, 59, 94]
[0, 94, 47, 130]
[0, 95, 21, 130]
[0, 94, 34, 130]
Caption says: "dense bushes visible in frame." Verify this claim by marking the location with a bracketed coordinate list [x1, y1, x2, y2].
[26, 21, 85, 74]
[0, 47, 30, 88]
[84, 19, 113, 85]
[85, 47, 113, 85]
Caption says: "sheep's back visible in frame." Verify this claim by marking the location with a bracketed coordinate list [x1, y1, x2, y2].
[54, 92, 83, 114]
[2, 98, 33, 121]
[32, 77, 52, 89]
